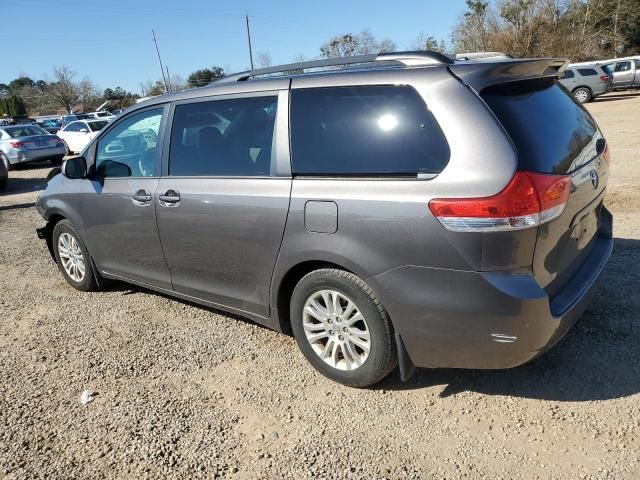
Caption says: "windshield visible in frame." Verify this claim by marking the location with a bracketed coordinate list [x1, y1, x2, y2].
[5, 126, 49, 137]
[88, 121, 108, 132]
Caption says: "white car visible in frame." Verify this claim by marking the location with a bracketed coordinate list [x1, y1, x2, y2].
[87, 111, 116, 121]
[57, 119, 109, 154]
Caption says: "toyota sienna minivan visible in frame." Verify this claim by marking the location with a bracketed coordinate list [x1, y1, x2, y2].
[36, 51, 613, 387]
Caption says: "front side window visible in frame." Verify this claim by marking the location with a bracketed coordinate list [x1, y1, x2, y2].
[169, 96, 277, 176]
[88, 121, 108, 132]
[290, 85, 450, 176]
[95, 108, 163, 178]
[615, 61, 631, 72]
[64, 122, 80, 132]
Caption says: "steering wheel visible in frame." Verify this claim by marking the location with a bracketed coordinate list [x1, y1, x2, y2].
[137, 148, 156, 177]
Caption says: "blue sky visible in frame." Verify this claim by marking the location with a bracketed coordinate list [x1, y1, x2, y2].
[1, 0, 466, 93]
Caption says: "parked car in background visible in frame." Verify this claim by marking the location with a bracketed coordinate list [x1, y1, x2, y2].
[570, 56, 640, 89]
[0, 152, 7, 190]
[87, 111, 115, 120]
[559, 65, 612, 102]
[0, 124, 65, 170]
[36, 52, 612, 387]
[601, 57, 640, 89]
[60, 115, 79, 128]
[36, 119, 61, 134]
[57, 119, 109, 154]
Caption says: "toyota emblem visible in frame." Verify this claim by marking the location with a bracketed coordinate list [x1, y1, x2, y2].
[590, 170, 599, 189]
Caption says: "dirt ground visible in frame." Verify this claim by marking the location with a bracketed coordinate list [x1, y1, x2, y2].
[1, 91, 639, 479]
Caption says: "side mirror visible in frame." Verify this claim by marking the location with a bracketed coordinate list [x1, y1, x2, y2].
[62, 156, 87, 179]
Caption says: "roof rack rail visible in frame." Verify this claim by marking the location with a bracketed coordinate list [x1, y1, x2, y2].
[212, 50, 453, 84]
[455, 52, 513, 61]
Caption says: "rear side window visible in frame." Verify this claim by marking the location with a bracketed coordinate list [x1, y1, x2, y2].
[577, 68, 597, 76]
[290, 85, 449, 176]
[562, 70, 574, 79]
[481, 79, 598, 174]
[169, 96, 277, 176]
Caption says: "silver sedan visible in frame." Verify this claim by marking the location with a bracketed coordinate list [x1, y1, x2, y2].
[0, 125, 66, 170]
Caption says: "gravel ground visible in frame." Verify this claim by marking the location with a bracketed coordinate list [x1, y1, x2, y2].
[1, 91, 639, 479]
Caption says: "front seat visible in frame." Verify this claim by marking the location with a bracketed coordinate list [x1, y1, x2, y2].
[196, 126, 226, 175]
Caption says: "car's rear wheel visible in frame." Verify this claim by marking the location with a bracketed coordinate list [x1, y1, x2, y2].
[573, 87, 592, 103]
[290, 269, 397, 387]
[62, 141, 70, 156]
[1, 154, 11, 171]
[50, 157, 63, 167]
[52, 220, 99, 292]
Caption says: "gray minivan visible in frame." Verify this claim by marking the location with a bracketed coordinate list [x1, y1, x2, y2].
[36, 52, 613, 387]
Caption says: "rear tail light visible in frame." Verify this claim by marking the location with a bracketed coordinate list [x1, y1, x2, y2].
[602, 141, 611, 163]
[9, 141, 24, 148]
[600, 75, 611, 82]
[429, 172, 571, 232]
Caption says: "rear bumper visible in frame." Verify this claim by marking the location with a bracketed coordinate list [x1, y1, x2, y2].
[370, 208, 613, 370]
[6, 146, 65, 165]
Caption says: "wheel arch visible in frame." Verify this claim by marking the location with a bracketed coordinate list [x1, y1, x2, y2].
[275, 260, 354, 335]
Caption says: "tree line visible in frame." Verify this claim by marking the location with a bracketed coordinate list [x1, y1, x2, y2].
[2, 0, 638, 117]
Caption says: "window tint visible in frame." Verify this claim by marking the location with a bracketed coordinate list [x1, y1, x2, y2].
[290, 85, 449, 176]
[5, 126, 48, 137]
[481, 79, 598, 174]
[96, 108, 163, 178]
[169, 96, 277, 176]
[635, 60, 640, 69]
[615, 61, 631, 72]
[562, 69, 575, 79]
[88, 121, 108, 132]
[577, 68, 597, 76]
[601, 64, 613, 74]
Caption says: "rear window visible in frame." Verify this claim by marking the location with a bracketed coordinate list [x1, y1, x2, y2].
[577, 68, 597, 76]
[5, 126, 47, 137]
[481, 79, 598, 174]
[290, 85, 450, 176]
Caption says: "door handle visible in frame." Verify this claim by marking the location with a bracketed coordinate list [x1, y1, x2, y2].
[132, 189, 152, 204]
[159, 189, 180, 204]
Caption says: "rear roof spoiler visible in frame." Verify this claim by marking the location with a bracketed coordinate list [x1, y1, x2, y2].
[449, 58, 568, 92]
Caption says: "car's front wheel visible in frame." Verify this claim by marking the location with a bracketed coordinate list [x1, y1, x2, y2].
[52, 220, 99, 292]
[61, 141, 70, 156]
[290, 269, 397, 387]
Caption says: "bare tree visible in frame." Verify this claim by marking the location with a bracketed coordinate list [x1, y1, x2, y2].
[46, 66, 80, 113]
[257, 52, 272, 68]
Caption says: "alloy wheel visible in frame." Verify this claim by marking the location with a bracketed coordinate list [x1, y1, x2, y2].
[302, 289, 371, 371]
[57, 232, 85, 282]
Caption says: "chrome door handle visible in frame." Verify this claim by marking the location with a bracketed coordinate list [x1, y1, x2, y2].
[159, 190, 180, 204]
[132, 189, 152, 204]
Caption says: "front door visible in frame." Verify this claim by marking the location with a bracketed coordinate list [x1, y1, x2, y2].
[81, 106, 172, 289]
[612, 61, 633, 87]
[156, 92, 291, 316]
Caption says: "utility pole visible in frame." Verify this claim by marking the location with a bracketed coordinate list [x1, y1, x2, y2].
[152, 29, 169, 93]
[244, 14, 254, 70]
[165, 65, 172, 92]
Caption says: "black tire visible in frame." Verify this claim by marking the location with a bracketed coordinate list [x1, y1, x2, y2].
[50, 157, 63, 167]
[573, 87, 592, 103]
[62, 141, 70, 156]
[290, 269, 397, 387]
[52, 219, 99, 292]
[0, 177, 6, 191]
[1, 153, 11, 171]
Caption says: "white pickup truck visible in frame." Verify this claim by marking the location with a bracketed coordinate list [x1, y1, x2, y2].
[570, 56, 640, 89]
